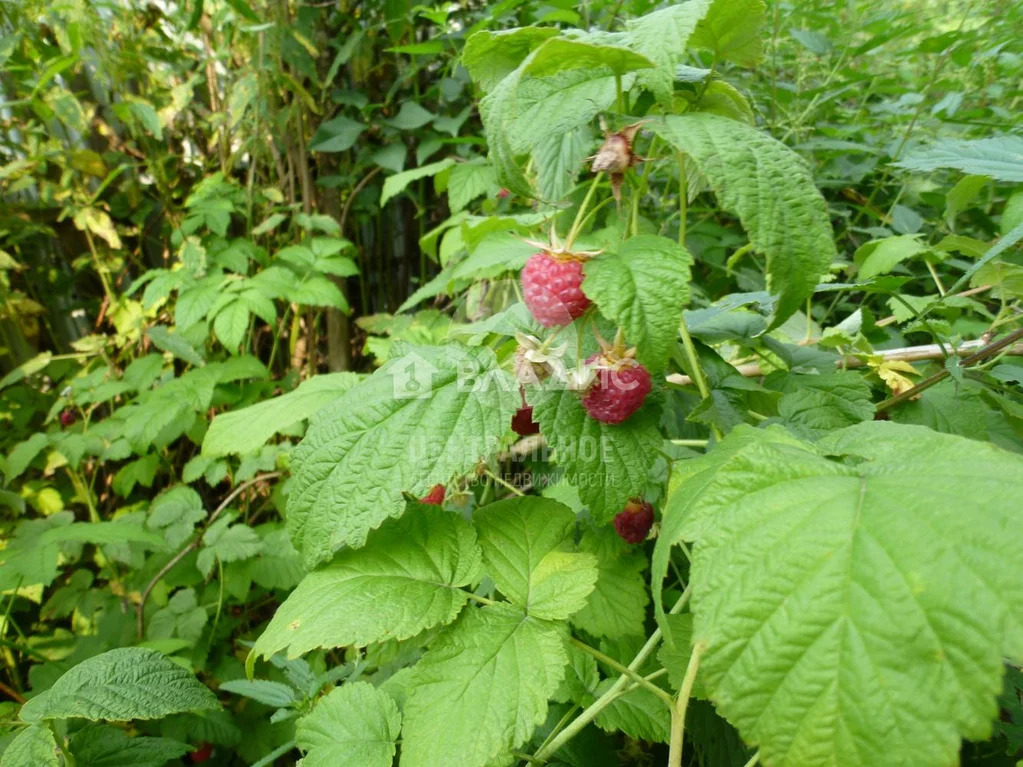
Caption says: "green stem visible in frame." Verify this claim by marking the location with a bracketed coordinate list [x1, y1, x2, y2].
[743, 751, 762, 767]
[250, 740, 296, 767]
[533, 704, 580, 757]
[677, 316, 722, 440]
[533, 586, 692, 761]
[677, 155, 688, 247]
[565, 173, 604, 250]
[569, 638, 674, 708]
[615, 74, 623, 113]
[924, 258, 947, 296]
[486, 470, 524, 497]
[669, 439, 709, 448]
[667, 640, 707, 767]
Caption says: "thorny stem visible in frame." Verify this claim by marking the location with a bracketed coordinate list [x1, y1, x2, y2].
[667, 640, 707, 767]
[533, 584, 692, 761]
[875, 327, 1023, 413]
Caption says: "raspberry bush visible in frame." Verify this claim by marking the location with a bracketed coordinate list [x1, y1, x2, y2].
[2, 1, 1023, 766]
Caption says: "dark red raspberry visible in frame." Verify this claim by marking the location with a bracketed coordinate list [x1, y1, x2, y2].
[59, 409, 76, 427]
[581, 355, 651, 424]
[511, 405, 540, 436]
[421, 484, 445, 505]
[190, 743, 213, 763]
[614, 499, 654, 544]
[521, 252, 591, 327]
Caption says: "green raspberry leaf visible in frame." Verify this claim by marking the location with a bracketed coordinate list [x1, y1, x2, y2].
[18, 648, 219, 723]
[287, 343, 518, 567]
[252, 506, 481, 663]
[771, 371, 875, 440]
[203, 372, 360, 458]
[583, 235, 693, 372]
[571, 525, 649, 640]
[295, 683, 400, 767]
[462, 27, 560, 92]
[688, 0, 767, 67]
[401, 603, 568, 767]
[529, 387, 661, 523]
[623, 0, 714, 102]
[0, 725, 59, 767]
[474, 497, 597, 620]
[689, 422, 1023, 767]
[68, 725, 191, 767]
[594, 680, 671, 743]
[650, 113, 836, 329]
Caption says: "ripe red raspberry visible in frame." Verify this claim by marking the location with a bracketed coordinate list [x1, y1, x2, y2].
[614, 499, 654, 544]
[497, 188, 510, 199]
[421, 484, 445, 505]
[59, 409, 76, 427]
[189, 743, 213, 763]
[521, 252, 591, 327]
[581, 355, 651, 424]
[511, 405, 540, 436]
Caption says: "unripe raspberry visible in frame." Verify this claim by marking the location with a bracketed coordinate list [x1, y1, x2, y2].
[521, 252, 591, 327]
[614, 499, 654, 544]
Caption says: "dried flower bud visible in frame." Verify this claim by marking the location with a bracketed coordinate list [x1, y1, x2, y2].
[590, 121, 644, 205]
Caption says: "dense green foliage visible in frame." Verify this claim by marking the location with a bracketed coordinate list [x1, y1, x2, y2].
[2, 0, 1023, 765]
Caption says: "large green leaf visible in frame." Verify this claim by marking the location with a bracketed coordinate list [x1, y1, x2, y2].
[893, 135, 1023, 182]
[651, 425, 811, 633]
[461, 27, 560, 92]
[773, 371, 874, 441]
[532, 124, 592, 203]
[583, 235, 693, 372]
[474, 497, 597, 620]
[523, 38, 654, 78]
[401, 603, 568, 767]
[19, 648, 219, 722]
[529, 387, 661, 523]
[651, 114, 836, 327]
[479, 52, 621, 196]
[623, 0, 714, 101]
[203, 372, 359, 457]
[67, 725, 191, 767]
[0, 725, 58, 767]
[252, 506, 481, 662]
[295, 683, 401, 767]
[507, 66, 620, 156]
[287, 343, 517, 567]
[688, 0, 767, 66]
[571, 525, 649, 640]
[687, 422, 1023, 767]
